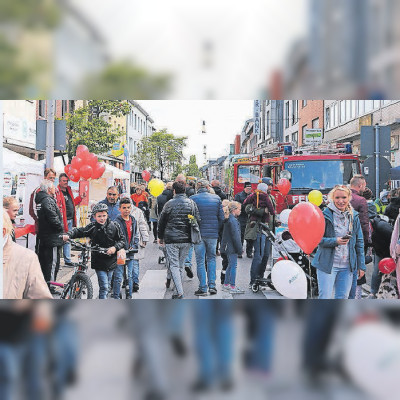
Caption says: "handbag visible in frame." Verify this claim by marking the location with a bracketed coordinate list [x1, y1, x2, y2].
[190, 201, 202, 244]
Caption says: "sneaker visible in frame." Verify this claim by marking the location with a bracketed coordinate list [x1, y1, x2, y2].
[238, 254, 243, 259]
[222, 284, 231, 292]
[126, 295, 132, 299]
[194, 289, 208, 297]
[230, 286, 245, 294]
[220, 271, 226, 284]
[64, 261, 74, 267]
[166, 278, 171, 289]
[133, 283, 139, 292]
[185, 266, 194, 278]
[172, 294, 183, 299]
[153, 239, 158, 243]
[367, 293, 377, 299]
[58, 265, 63, 271]
[247, 253, 253, 259]
[209, 287, 217, 295]
[50, 287, 61, 296]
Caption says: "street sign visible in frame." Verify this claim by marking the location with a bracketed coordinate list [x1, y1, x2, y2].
[36, 119, 46, 151]
[54, 119, 66, 151]
[360, 126, 390, 157]
[363, 155, 391, 195]
[304, 129, 323, 145]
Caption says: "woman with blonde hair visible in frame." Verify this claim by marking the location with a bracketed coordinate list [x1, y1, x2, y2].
[312, 185, 366, 299]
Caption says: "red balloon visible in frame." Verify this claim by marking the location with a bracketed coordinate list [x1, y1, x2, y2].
[379, 258, 396, 274]
[276, 178, 291, 196]
[76, 145, 89, 158]
[142, 170, 151, 182]
[71, 156, 84, 170]
[64, 164, 71, 175]
[92, 162, 106, 179]
[80, 165, 93, 180]
[86, 153, 98, 168]
[69, 168, 80, 182]
[288, 202, 325, 254]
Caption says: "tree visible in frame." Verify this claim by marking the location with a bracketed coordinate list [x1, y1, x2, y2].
[65, 100, 131, 162]
[134, 130, 187, 180]
[185, 155, 200, 177]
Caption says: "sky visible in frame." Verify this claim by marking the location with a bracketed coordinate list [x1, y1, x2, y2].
[138, 100, 253, 165]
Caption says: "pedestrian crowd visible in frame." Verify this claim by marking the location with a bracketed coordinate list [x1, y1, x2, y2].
[3, 166, 400, 299]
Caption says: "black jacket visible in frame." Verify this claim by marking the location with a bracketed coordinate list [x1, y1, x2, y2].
[157, 189, 174, 215]
[114, 215, 140, 260]
[68, 219, 125, 271]
[235, 190, 251, 225]
[213, 186, 227, 201]
[186, 187, 196, 198]
[384, 197, 400, 222]
[371, 216, 393, 259]
[158, 194, 201, 244]
[35, 190, 64, 247]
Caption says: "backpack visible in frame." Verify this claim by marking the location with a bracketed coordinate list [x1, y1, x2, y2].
[377, 272, 399, 299]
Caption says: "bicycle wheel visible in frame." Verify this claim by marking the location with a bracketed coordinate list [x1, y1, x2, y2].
[70, 273, 93, 299]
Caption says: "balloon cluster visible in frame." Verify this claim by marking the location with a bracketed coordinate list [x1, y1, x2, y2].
[64, 145, 106, 182]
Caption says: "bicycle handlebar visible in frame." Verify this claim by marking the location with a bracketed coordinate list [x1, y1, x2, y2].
[66, 238, 109, 254]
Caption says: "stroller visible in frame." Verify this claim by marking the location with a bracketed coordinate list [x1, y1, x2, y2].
[250, 222, 319, 298]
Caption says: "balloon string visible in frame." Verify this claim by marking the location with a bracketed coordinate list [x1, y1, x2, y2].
[307, 254, 313, 299]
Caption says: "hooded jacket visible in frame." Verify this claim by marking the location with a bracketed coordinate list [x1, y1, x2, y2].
[67, 218, 125, 271]
[35, 190, 64, 247]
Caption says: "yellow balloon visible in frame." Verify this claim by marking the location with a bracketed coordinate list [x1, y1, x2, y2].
[308, 190, 323, 207]
[149, 179, 165, 197]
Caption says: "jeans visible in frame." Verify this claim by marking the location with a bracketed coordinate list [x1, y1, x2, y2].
[96, 270, 113, 299]
[250, 233, 266, 284]
[63, 219, 73, 263]
[348, 270, 358, 299]
[113, 259, 139, 297]
[317, 267, 354, 299]
[371, 254, 383, 295]
[194, 238, 218, 291]
[184, 245, 194, 267]
[0, 343, 20, 400]
[112, 264, 124, 299]
[252, 238, 272, 283]
[165, 243, 191, 296]
[225, 254, 238, 286]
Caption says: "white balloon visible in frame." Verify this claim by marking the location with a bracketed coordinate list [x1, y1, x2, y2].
[271, 260, 307, 299]
[279, 209, 291, 225]
[343, 322, 400, 399]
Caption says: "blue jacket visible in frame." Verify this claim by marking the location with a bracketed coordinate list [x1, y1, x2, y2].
[91, 198, 120, 222]
[114, 215, 140, 260]
[220, 214, 243, 255]
[191, 189, 224, 239]
[312, 208, 366, 274]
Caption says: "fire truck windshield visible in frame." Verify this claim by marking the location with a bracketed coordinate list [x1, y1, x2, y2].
[237, 165, 261, 184]
[285, 160, 359, 191]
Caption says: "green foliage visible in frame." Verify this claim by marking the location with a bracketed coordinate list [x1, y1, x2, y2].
[134, 130, 187, 180]
[82, 61, 171, 99]
[172, 164, 185, 181]
[185, 155, 200, 177]
[65, 101, 132, 162]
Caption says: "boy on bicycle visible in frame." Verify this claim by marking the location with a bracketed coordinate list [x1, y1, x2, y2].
[113, 197, 140, 298]
[62, 202, 124, 299]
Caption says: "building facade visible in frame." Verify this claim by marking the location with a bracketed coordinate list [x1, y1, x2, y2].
[283, 100, 299, 146]
[298, 100, 324, 146]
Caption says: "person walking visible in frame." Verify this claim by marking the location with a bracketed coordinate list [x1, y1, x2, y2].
[93, 186, 120, 221]
[63, 203, 125, 299]
[130, 198, 150, 293]
[234, 182, 253, 258]
[312, 185, 366, 299]
[56, 173, 86, 267]
[158, 181, 200, 299]
[221, 201, 244, 294]
[191, 179, 225, 296]
[3, 196, 19, 242]
[35, 180, 65, 293]
[211, 180, 227, 201]
[385, 188, 400, 222]
[148, 195, 159, 243]
[113, 198, 140, 299]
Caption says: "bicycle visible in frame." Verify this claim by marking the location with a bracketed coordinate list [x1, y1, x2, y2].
[49, 239, 108, 299]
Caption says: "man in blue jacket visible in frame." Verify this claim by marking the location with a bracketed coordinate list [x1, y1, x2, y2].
[91, 186, 120, 222]
[191, 179, 225, 296]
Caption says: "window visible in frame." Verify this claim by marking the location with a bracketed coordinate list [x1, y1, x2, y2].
[291, 132, 297, 145]
[334, 103, 339, 126]
[69, 100, 75, 114]
[351, 100, 356, 119]
[266, 111, 270, 134]
[302, 124, 307, 140]
[285, 135, 290, 142]
[38, 100, 45, 117]
[346, 100, 351, 121]
[61, 100, 68, 117]
[237, 165, 261, 184]
[302, 100, 307, 107]
[373, 100, 381, 109]
[292, 100, 298, 125]
[340, 100, 346, 123]
[312, 118, 319, 128]
[365, 100, 373, 112]
[358, 100, 365, 115]
[325, 107, 331, 129]
[285, 101, 289, 128]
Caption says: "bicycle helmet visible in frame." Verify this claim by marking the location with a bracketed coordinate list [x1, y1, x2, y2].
[380, 190, 389, 204]
[262, 177, 273, 186]
[92, 202, 109, 215]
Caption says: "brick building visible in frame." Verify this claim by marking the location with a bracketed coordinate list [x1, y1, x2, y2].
[298, 100, 324, 146]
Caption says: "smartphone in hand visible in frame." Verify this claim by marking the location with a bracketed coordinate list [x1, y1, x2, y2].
[342, 234, 351, 240]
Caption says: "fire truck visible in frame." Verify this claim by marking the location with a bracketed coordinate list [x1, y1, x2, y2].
[232, 143, 361, 213]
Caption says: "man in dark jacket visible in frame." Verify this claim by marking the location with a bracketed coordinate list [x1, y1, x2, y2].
[186, 181, 196, 197]
[384, 189, 400, 222]
[211, 180, 227, 201]
[157, 182, 174, 215]
[35, 180, 64, 292]
[234, 182, 253, 257]
[63, 202, 125, 299]
[91, 186, 120, 222]
[191, 179, 225, 296]
[158, 181, 201, 299]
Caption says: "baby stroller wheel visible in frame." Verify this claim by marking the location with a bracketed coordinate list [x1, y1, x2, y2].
[251, 283, 259, 293]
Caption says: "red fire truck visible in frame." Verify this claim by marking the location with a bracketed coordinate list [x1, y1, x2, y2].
[232, 143, 361, 213]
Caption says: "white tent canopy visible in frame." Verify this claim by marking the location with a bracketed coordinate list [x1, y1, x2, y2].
[3, 148, 44, 176]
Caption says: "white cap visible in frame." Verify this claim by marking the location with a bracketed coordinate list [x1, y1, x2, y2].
[257, 183, 269, 193]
